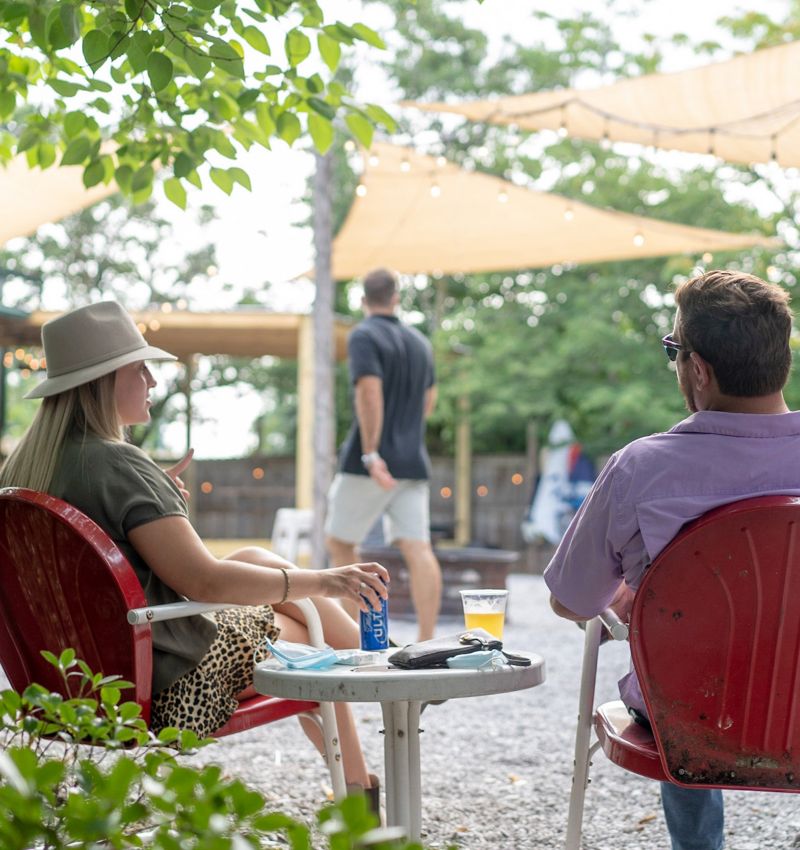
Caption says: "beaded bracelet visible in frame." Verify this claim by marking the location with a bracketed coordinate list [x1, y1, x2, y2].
[278, 567, 290, 604]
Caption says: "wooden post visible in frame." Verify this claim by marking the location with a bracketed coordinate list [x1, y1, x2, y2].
[454, 394, 472, 546]
[182, 356, 197, 521]
[310, 150, 335, 568]
[296, 315, 314, 510]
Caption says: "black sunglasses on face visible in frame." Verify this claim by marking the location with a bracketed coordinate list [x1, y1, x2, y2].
[661, 333, 690, 362]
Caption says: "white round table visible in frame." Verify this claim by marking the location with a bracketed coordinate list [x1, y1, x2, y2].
[254, 651, 546, 841]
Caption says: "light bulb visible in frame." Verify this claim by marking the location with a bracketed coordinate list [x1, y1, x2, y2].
[557, 124, 568, 139]
[633, 232, 645, 247]
[356, 184, 367, 197]
[564, 207, 574, 222]
[400, 158, 411, 173]
[436, 155, 447, 167]
[430, 182, 441, 198]
[368, 154, 380, 166]
[497, 189, 509, 203]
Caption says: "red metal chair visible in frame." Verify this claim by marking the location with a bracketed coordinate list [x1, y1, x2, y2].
[565, 495, 800, 849]
[0, 487, 345, 796]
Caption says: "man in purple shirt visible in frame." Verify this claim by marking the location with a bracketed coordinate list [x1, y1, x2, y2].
[545, 269, 800, 850]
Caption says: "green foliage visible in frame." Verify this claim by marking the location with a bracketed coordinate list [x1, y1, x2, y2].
[0, 0, 396, 206]
[0, 650, 422, 850]
[342, 0, 793, 458]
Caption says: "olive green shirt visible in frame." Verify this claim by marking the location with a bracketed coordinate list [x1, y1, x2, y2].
[50, 432, 217, 693]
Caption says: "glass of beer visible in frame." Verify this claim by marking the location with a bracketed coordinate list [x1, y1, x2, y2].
[459, 589, 509, 639]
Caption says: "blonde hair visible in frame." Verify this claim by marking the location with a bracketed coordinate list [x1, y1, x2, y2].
[0, 373, 122, 493]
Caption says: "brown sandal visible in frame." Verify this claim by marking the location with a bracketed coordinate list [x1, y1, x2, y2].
[346, 773, 381, 818]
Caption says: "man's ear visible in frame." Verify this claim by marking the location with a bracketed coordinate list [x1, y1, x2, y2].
[689, 351, 713, 389]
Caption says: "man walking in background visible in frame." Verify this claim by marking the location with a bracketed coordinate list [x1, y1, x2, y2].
[326, 268, 442, 641]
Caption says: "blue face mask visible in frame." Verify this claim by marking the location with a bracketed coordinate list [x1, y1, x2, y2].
[446, 649, 508, 670]
[265, 638, 339, 670]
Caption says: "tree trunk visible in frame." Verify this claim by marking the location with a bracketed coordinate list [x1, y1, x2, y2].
[311, 150, 335, 569]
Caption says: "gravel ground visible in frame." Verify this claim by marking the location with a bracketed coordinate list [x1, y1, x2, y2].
[4, 574, 800, 848]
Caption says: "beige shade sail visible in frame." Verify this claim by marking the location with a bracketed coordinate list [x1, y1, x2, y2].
[404, 40, 800, 167]
[329, 142, 777, 279]
[0, 155, 119, 246]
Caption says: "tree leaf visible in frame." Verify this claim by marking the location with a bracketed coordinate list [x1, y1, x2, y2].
[285, 29, 311, 66]
[228, 167, 251, 190]
[351, 22, 385, 49]
[164, 177, 187, 209]
[64, 111, 86, 139]
[242, 25, 270, 55]
[255, 102, 275, 136]
[124, 0, 145, 20]
[210, 41, 244, 79]
[146, 52, 173, 92]
[308, 112, 334, 153]
[38, 142, 57, 168]
[184, 46, 212, 79]
[114, 164, 134, 192]
[276, 111, 301, 146]
[59, 4, 81, 47]
[364, 103, 397, 131]
[308, 96, 335, 120]
[209, 166, 233, 195]
[173, 152, 194, 178]
[82, 30, 110, 72]
[0, 90, 15, 119]
[83, 158, 106, 188]
[317, 33, 340, 72]
[61, 136, 92, 166]
[345, 112, 374, 148]
[190, 0, 223, 10]
[131, 164, 154, 192]
[47, 78, 81, 97]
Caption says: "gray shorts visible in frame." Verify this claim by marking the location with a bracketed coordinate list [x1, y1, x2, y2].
[325, 473, 431, 545]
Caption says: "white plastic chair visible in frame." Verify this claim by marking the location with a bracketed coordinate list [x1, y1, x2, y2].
[271, 508, 314, 564]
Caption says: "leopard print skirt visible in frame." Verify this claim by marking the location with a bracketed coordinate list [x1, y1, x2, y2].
[150, 606, 280, 737]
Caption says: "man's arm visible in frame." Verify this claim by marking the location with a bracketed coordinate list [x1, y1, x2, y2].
[354, 375, 396, 490]
[424, 385, 437, 418]
[550, 582, 635, 624]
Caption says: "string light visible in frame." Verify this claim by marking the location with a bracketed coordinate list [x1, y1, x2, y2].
[497, 188, 509, 203]
[770, 134, 779, 163]
[252, 467, 265, 480]
[201, 481, 213, 494]
[702, 252, 713, 264]
[176, 298, 188, 310]
[600, 117, 611, 150]
[430, 181, 441, 198]
[368, 154, 380, 166]
[557, 104, 568, 138]
[161, 302, 172, 313]
[344, 140, 356, 152]
[356, 183, 367, 197]
[511, 473, 523, 485]
[564, 205, 574, 222]
[707, 128, 716, 156]
[436, 155, 447, 167]
[400, 156, 411, 173]
[2, 353, 12, 367]
[476, 485, 489, 497]
[633, 231, 645, 247]
[440, 486, 452, 499]
[148, 319, 161, 331]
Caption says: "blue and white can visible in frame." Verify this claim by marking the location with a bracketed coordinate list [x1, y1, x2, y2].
[360, 594, 389, 651]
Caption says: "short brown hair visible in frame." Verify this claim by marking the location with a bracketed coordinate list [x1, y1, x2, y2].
[362, 268, 397, 307]
[674, 270, 793, 396]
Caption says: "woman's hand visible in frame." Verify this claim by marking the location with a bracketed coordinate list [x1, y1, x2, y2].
[321, 562, 390, 612]
[165, 448, 194, 500]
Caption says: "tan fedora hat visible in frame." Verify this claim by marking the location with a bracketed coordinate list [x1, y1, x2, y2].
[25, 301, 177, 399]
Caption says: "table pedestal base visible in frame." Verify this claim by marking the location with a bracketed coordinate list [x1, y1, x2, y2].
[381, 699, 423, 841]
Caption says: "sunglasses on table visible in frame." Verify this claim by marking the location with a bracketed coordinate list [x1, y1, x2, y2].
[661, 333, 691, 362]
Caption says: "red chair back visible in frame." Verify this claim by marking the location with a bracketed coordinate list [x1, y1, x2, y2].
[631, 495, 800, 791]
[0, 488, 154, 721]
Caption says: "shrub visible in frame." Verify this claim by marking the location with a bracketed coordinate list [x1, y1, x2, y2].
[0, 650, 421, 850]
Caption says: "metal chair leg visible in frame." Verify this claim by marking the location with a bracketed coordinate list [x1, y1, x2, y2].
[565, 617, 604, 850]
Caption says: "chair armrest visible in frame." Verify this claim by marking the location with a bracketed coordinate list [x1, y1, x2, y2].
[599, 608, 629, 641]
[126, 597, 326, 649]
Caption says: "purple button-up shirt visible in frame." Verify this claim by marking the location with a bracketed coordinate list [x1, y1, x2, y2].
[544, 410, 800, 712]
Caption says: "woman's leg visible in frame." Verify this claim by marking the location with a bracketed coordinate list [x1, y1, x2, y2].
[223, 547, 370, 787]
[273, 608, 371, 788]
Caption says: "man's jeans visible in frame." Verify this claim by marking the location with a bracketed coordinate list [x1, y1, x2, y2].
[660, 783, 724, 850]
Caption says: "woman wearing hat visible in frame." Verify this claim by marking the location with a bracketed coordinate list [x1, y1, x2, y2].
[0, 300, 386, 795]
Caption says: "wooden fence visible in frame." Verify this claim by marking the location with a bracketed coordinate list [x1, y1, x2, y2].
[191, 454, 535, 552]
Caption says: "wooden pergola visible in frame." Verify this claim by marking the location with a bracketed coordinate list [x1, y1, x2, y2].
[0, 308, 352, 511]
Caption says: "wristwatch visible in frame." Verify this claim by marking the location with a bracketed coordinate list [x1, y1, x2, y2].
[361, 451, 381, 469]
